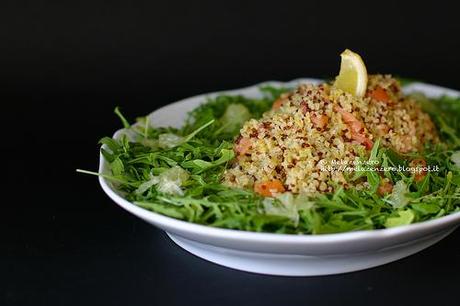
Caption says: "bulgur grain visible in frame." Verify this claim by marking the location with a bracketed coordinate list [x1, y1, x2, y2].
[223, 75, 438, 195]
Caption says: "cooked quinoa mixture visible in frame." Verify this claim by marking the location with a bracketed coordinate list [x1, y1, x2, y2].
[223, 75, 439, 195]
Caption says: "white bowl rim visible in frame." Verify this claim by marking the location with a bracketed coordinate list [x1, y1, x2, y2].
[98, 78, 460, 245]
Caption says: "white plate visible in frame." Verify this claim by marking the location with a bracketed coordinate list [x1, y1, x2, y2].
[99, 79, 460, 276]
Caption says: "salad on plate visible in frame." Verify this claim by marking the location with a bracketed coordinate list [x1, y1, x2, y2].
[79, 50, 460, 235]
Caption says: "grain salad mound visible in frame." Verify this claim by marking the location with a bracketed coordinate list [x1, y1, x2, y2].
[223, 75, 439, 195]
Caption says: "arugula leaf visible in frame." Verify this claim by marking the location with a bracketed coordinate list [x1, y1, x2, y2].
[181, 149, 234, 174]
[114, 106, 131, 129]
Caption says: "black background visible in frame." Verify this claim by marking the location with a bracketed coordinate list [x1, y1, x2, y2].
[2, 1, 460, 305]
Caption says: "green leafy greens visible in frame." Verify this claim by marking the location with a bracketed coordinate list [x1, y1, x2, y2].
[78, 84, 460, 234]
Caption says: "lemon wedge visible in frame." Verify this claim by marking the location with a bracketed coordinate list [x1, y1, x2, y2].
[333, 49, 368, 97]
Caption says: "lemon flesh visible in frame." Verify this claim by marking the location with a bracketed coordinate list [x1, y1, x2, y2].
[334, 49, 368, 97]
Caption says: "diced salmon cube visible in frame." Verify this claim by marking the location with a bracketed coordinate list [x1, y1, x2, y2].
[368, 87, 392, 103]
[272, 98, 285, 110]
[254, 180, 286, 197]
[311, 114, 329, 129]
[234, 137, 252, 155]
[335, 106, 373, 149]
[272, 93, 290, 110]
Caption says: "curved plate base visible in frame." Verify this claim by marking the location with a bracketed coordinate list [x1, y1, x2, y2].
[167, 229, 454, 276]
